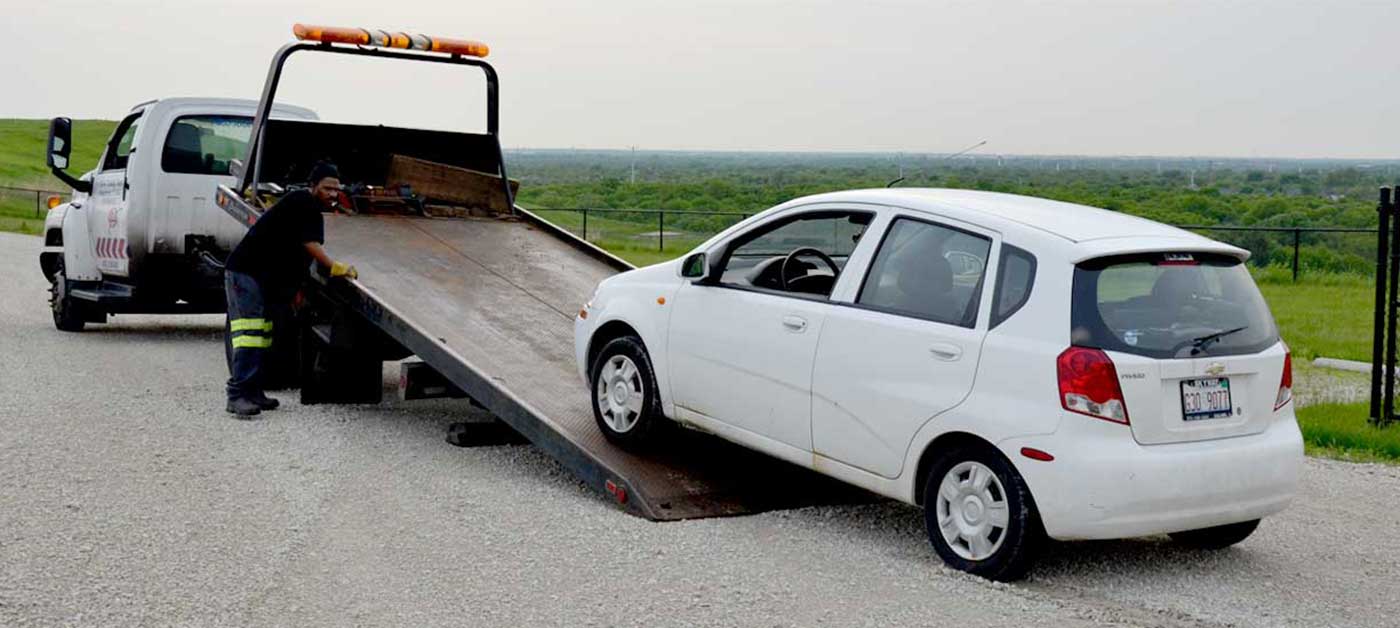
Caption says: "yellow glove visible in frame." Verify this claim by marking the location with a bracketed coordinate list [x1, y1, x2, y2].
[330, 261, 359, 279]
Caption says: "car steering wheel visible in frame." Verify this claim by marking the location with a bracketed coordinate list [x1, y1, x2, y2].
[780, 247, 840, 291]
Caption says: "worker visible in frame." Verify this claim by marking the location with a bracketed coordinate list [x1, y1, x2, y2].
[222, 161, 358, 417]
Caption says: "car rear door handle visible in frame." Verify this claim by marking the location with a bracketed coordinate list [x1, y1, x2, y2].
[929, 343, 963, 361]
[782, 315, 808, 332]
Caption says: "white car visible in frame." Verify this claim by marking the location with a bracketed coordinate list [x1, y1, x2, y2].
[574, 188, 1302, 580]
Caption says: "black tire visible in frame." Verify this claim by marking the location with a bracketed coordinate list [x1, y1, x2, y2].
[922, 443, 1044, 581]
[589, 336, 667, 450]
[50, 259, 86, 333]
[1169, 519, 1260, 549]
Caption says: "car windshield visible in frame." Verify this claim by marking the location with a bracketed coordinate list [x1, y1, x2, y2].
[1071, 252, 1280, 359]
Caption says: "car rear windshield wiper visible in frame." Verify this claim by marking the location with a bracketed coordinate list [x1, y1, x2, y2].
[1190, 326, 1248, 355]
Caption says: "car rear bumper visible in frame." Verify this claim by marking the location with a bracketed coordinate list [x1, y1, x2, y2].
[1000, 411, 1303, 541]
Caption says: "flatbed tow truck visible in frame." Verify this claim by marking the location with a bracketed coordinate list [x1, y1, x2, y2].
[216, 25, 862, 520]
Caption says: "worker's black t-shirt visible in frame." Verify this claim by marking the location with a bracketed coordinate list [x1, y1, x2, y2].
[225, 189, 325, 302]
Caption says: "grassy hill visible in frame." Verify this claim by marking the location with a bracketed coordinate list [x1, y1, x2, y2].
[0, 119, 116, 233]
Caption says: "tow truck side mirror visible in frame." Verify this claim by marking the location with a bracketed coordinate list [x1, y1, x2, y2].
[47, 117, 92, 194]
[681, 252, 708, 280]
[46, 117, 72, 170]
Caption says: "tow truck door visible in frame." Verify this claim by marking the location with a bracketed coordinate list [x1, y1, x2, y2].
[88, 111, 143, 277]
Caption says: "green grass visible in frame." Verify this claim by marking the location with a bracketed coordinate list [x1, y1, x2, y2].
[1298, 402, 1400, 464]
[0, 118, 116, 237]
[531, 208, 722, 267]
[1255, 269, 1373, 362]
[0, 118, 115, 186]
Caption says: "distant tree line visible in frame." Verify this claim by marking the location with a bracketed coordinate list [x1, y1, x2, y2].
[507, 150, 1391, 275]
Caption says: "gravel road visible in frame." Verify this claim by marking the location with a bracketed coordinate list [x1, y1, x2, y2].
[2, 231, 1398, 627]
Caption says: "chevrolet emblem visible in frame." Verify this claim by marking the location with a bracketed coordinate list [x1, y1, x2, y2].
[1205, 362, 1226, 376]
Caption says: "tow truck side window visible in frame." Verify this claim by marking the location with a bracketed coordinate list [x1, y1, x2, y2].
[101, 112, 143, 172]
[161, 115, 254, 175]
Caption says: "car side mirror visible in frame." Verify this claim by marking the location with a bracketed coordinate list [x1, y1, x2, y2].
[681, 252, 708, 279]
[47, 117, 72, 171]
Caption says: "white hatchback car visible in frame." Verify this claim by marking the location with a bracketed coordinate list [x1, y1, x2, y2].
[574, 189, 1302, 580]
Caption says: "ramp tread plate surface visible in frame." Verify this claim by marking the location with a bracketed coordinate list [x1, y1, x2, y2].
[325, 214, 869, 520]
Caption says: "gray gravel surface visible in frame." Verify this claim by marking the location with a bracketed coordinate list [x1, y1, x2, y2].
[2, 232, 1398, 627]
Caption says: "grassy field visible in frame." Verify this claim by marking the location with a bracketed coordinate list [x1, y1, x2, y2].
[1254, 268, 1373, 362]
[0, 119, 116, 235]
[530, 207, 734, 267]
[0, 119, 114, 185]
[1298, 402, 1400, 463]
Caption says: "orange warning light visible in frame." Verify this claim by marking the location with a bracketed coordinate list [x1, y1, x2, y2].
[292, 24, 489, 58]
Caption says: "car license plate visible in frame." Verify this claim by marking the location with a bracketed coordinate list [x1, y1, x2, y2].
[1181, 377, 1232, 421]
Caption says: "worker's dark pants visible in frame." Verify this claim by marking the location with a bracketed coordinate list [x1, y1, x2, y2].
[224, 270, 274, 402]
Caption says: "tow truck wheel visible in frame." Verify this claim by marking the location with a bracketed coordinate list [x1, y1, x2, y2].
[50, 259, 86, 333]
[590, 336, 666, 449]
[922, 443, 1044, 581]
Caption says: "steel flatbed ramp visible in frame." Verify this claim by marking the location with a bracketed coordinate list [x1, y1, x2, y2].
[320, 212, 867, 520]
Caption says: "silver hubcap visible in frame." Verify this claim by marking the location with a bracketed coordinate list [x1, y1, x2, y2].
[596, 355, 644, 433]
[935, 461, 1010, 561]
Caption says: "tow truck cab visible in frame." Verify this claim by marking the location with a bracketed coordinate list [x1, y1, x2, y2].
[41, 98, 316, 331]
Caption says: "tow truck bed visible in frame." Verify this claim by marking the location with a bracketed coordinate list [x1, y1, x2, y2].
[316, 210, 867, 520]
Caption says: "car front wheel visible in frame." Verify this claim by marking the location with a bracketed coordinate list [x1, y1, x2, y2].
[923, 444, 1043, 581]
[590, 335, 666, 449]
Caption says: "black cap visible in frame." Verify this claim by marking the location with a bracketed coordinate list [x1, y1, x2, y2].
[308, 161, 340, 185]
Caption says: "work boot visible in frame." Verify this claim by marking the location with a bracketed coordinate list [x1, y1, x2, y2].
[226, 398, 263, 418]
[251, 394, 280, 411]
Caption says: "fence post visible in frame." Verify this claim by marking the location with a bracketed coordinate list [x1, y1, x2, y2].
[1373, 189, 1391, 424]
[1386, 190, 1400, 426]
[35, 190, 42, 218]
[658, 211, 664, 252]
[582, 208, 588, 242]
[1292, 228, 1300, 282]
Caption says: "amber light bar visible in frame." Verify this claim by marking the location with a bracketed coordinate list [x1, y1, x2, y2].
[292, 23, 489, 58]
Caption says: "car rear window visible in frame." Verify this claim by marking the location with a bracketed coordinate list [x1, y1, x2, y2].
[1071, 252, 1279, 359]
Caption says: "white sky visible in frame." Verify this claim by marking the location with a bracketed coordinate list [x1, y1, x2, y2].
[3, 0, 1398, 158]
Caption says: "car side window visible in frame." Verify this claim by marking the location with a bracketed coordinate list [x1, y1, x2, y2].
[857, 217, 991, 327]
[990, 244, 1037, 328]
[101, 113, 143, 172]
[161, 115, 254, 175]
[717, 211, 873, 298]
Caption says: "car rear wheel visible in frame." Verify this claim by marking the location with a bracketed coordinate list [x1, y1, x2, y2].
[590, 336, 666, 449]
[923, 444, 1043, 581]
[1169, 519, 1260, 549]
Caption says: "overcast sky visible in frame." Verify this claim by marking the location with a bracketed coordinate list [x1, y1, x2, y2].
[3, 0, 1398, 158]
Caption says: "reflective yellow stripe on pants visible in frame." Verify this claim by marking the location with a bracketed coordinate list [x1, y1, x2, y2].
[231, 335, 274, 349]
[230, 318, 273, 333]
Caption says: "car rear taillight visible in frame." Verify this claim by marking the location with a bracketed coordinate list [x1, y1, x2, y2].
[1057, 347, 1129, 425]
[1275, 351, 1293, 410]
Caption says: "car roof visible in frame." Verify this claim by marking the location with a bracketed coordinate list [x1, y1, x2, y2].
[788, 188, 1246, 261]
[800, 188, 1200, 243]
